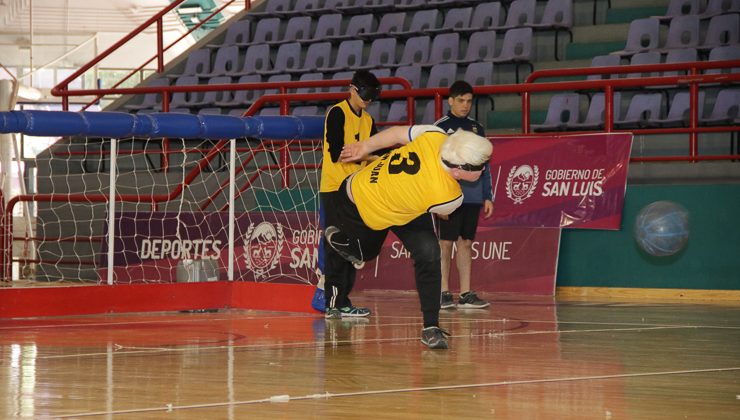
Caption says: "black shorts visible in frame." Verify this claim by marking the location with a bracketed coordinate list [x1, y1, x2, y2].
[438, 204, 482, 241]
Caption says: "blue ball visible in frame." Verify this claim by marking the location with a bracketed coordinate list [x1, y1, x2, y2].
[634, 201, 690, 257]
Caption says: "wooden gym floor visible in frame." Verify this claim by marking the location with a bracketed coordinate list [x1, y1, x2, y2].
[1, 290, 739, 419]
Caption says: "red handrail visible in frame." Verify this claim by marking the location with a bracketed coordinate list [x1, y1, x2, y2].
[50, 0, 250, 110]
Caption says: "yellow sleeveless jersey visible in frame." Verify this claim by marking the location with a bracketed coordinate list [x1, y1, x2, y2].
[350, 130, 463, 230]
[319, 100, 375, 193]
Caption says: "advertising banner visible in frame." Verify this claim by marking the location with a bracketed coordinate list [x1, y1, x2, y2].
[484, 133, 632, 230]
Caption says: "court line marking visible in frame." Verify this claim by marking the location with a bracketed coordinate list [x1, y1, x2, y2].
[36, 324, 700, 360]
[55, 366, 740, 418]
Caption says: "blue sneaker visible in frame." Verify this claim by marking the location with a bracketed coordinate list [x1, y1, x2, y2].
[311, 287, 326, 313]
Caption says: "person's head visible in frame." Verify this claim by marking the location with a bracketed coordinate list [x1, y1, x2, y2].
[349, 70, 381, 111]
[447, 80, 474, 118]
[440, 129, 492, 182]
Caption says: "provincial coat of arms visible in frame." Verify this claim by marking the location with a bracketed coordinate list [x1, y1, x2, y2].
[506, 165, 539, 204]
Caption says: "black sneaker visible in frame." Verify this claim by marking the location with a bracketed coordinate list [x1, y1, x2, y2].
[337, 306, 371, 317]
[458, 291, 490, 309]
[440, 291, 456, 309]
[421, 326, 450, 349]
[325, 226, 365, 269]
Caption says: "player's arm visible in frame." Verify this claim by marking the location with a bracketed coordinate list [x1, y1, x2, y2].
[325, 107, 346, 163]
[340, 125, 412, 162]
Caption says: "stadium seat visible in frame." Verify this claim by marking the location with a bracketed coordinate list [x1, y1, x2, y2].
[463, 62, 494, 87]
[242, 18, 281, 45]
[190, 76, 233, 108]
[394, 65, 423, 89]
[206, 20, 251, 49]
[396, 36, 431, 67]
[318, 39, 365, 72]
[421, 100, 450, 124]
[170, 76, 203, 109]
[706, 45, 740, 74]
[233, 44, 271, 75]
[425, 33, 461, 66]
[324, 14, 375, 43]
[300, 42, 333, 73]
[532, 93, 581, 131]
[312, 14, 343, 41]
[124, 78, 170, 111]
[489, 27, 534, 82]
[198, 46, 241, 78]
[214, 75, 262, 107]
[248, 0, 292, 18]
[502, 0, 536, 29]
[699, 14, 739, 53]
[425, 7, 473, 35]
[625, 51, 662, 79]
[659, 15, 700, 52]
[457, 1, 505, 34]
[258, 43, 302, 75]
[295, 73, 326, 95]
[266, 16, 312, 46]
[698, 0, 740, 19]
[651, 0, 703, 22]
[453, 31, 497, 63]
[426, 63, 458, 88]
[701, 88, 740, 125]
[587, 54, 621, 81]
[390, 10, 440, 38]
[358, 13, 405, 40]
[647, 91, 706, 127]
[528, 0, 574, 60]
[569, 93, 622, 130]
[356, 37, 397, 70]
[614, 93, 664, 129]
[166, 48, 211, 79]
[612, 18, 661, 57]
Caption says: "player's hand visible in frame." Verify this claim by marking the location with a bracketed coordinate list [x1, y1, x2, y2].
[340, 142, 368, 162]
[483, 200, 494, 219]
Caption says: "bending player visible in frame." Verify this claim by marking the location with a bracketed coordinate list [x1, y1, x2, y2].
[323, 125, 493, 349]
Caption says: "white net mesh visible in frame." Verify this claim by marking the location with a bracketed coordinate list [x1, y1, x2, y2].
[8, 135, 323, 286]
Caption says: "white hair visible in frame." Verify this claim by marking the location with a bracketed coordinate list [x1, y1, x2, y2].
[440, 129, 493, 166]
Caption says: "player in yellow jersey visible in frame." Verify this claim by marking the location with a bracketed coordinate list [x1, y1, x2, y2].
[318, 70, 382, 319]
[323, 125, 493, 349]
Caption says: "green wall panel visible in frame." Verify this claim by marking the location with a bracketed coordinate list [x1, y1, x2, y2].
[557, 184, 740, 290]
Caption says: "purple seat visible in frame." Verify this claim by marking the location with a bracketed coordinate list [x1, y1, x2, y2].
[170, 76, 203, 109]
[502, 0, 536, 29]
[390, 10, 440, 38]
[393, 65, 423, 89]
[199, 45, 240, 78]
[295, 73, 325, 95]
[266, 16, 312, 46]
[706, 45, 740, 74]
[426, 63, 458, 88]
[529, 0, 574, 60]
[325, 14, 375, 43]
[304, 0, 352, 16]
[625, 51, 662, 79]
[587, 54, 621, 81]
[463, 62, 495, 87]
[318, 39, 364, 72]
[166, 48, 211, 79]
[396, 36, 431, 67]
[124, 78, 170, 111]
[206, 20, 251, 49]
[264, 74, 292, 97]
[660, 15, 700, 51]
[612, 18, 661, 57]
[701, 88, 740, 125]
[190, 76, 233, 107]
[258, 43, 302, 75]
[614, 93, 663, 129]
[698, 0, 740, 19]
[281, 0, 321, 17]
[422, 100, 450, 124]
[387, 101, 411, 123]
[198, 107, 225, 115]
[647, 91, 706, 127]
[312, 14, 343, 41]
[425, 33, 460, 66]
[532, 93, 581, 131]
[356, 37, 397, 70]
[358, 13, 405, 40]
[569, 93, 622, 130]
[248, 0, 292, 18]
[212, 75, 261, 107]
[425, 7, 473, 35]
[328, 71, 354, 93]
[457, 1, 505, 34]
[242, 18, 281, 46]
[699, 14, 739, 52]
[453, 31, 497, 63]
[292, 106, 322, 116]
[663, 48, 698, 77]
[489, 27, 534, 82]
[233, 44, 271, 76]
[301, 42, 332, 73]
[652, 0, 702, 22]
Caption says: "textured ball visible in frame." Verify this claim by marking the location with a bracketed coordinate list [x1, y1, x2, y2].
[634, 201, 690, 257]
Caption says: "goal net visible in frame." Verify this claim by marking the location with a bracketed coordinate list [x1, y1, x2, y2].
[2, 111, 324, 288]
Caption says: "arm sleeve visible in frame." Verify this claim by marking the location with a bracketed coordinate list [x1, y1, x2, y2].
[482, 162, 493, 201]
[325, 107, 346, 163]
[409, 125, 445, 141]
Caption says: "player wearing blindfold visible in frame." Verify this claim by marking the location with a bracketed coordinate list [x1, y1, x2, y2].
[323, 125, 493, 349]
[318, 70, 382, 319]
